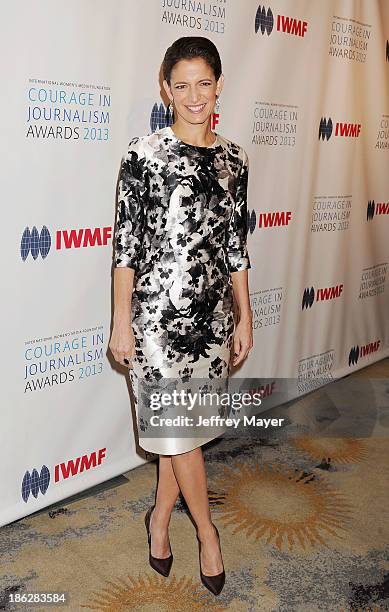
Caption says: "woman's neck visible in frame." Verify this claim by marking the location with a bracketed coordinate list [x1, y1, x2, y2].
[170, 121, 216, 147]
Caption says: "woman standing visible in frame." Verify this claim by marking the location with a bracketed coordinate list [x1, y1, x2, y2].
[109, 36, 253, 596]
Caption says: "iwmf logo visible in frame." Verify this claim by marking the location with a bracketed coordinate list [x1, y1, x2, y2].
[348, 340, 380, 366]
[150, 102, 172, 131]
[366, 199, 389, 221]
[150, 102, 220, 132]
[21, 447, 107, 502]
[247, 209, 292, 233]
[255, 5, 308, 37]
[21, 225, 112, 261]
[302, 284, 343, 309]
[318, 117, 361, 141]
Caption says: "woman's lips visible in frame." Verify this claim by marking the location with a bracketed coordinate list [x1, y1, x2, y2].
[186, 103, 207, 114]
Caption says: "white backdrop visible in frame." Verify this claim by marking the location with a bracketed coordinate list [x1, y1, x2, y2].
[1, 0, 388, 527]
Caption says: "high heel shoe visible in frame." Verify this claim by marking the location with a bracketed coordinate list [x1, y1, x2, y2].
[144, 505, 173, 577]
[196, 522, 225, 596]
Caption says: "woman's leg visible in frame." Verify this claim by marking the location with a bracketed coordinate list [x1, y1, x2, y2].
[171, 447, 223, 575]
[150, 455, 180, 558]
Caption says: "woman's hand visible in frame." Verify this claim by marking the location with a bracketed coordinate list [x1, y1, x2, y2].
[109, 318, 136, 368]
[231, 316, 253, 367]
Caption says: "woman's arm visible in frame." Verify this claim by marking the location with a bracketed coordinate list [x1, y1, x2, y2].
[231, 269, 251, 322]
[109, 137, 145, 368]
[231, 269, 253, 366]
[227, 149, 253, 367]
[110, 268, 136, 367]
[113, 267, 134, 324]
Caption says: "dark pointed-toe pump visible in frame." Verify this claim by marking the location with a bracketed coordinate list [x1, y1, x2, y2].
[196, 523, 225, 596]
[144, 505, 173, 577]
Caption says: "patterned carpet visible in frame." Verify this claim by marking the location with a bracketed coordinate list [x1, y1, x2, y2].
[1, 359, 388, 611]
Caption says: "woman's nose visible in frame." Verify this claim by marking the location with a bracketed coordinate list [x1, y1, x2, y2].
[188, 87, 201, 103]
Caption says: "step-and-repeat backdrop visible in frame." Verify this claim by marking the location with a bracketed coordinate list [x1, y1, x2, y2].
[2, 0, 388, 526]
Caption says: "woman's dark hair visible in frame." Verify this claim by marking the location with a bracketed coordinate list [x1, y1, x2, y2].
[162, 36, 222, 84]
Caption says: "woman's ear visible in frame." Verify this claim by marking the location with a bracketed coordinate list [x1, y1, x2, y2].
[216, 73, 225, 97]
[162, 79, 172, 102]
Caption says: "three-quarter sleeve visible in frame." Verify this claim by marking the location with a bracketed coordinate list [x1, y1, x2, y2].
[114, 137, 146, 271]
[226, 148, 251, 273]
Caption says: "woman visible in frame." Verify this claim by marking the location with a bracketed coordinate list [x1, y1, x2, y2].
[109, 36, 253, 596]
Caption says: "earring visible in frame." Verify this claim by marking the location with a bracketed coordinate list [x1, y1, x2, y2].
[215, 95, 221, 113]
[168, 99, 174, 124]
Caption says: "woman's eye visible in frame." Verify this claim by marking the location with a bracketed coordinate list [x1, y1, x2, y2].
[175, 83, 211, 89]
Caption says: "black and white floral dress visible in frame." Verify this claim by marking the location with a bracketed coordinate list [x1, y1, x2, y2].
[114, 125, 251, 455]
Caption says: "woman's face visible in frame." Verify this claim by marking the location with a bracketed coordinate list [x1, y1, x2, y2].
[163, 57, 224, 126]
